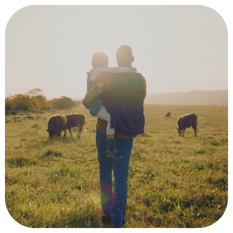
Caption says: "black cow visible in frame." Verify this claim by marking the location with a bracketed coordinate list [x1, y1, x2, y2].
[176, 113, 197, 137]
[46, 114, 67, 138]
[165, 112, 171, 117]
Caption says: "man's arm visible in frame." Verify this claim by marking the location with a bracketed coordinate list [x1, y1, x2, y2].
[82, 72, 146, 108]
[82, 84, 101, 109]
[82, 73, 111, 109]
[142, 75, 147, 101]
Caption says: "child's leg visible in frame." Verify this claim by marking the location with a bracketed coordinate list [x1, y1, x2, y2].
[96, 105, 115, 138]
[96, 106, 122, 159]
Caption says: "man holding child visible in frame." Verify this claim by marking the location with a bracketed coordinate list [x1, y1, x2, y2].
[83, 45, 146, 228]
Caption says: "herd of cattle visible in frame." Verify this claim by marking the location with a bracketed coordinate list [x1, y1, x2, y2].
[46, 113, 197, 138]
[46, 114, 86, 138]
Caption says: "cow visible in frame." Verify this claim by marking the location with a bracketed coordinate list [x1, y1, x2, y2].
[65, 114, 86, 139]
[165, 112, 171, 117]
[46, 114, 67, 138]
[176, 113, 197, 137]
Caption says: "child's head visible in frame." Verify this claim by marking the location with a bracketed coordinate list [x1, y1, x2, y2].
[92, 52, 108, 68]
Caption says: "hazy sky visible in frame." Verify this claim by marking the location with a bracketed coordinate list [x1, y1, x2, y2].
[5, 5, 227, 100]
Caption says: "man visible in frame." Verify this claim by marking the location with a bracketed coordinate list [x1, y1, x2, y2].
[83, 45, 146, 228]
[86, 52, 137, 158]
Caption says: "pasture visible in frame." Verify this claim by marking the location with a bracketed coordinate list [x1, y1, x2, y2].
[5, 104, 228, 228]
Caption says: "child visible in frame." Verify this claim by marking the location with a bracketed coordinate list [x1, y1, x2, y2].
[86, 52, 136, 159]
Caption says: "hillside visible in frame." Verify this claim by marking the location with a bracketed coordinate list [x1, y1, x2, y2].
[144, 90, 228, 105]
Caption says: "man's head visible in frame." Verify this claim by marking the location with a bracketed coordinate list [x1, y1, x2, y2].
[92, 52, 108, 68]
[116, 45, 134, 67]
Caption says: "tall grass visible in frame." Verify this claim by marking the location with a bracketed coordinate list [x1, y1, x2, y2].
[5, 105, 228, 228]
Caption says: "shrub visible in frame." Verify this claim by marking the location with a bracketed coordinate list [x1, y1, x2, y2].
[5, 94, 53, 113]
[52, 96, 76, 109]
[5, 93, 78, 114]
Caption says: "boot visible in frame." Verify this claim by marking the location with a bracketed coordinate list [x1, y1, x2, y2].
[106, 138, 123, 159]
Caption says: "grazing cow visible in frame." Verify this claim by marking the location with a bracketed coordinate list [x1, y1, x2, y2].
[176, 113, 197, 137]
[165, 112, 171, 117]
[46, 114, 67, 138]
[65, 114, 86, 139]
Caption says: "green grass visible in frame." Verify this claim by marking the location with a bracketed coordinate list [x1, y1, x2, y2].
[5, 105, 228, 228]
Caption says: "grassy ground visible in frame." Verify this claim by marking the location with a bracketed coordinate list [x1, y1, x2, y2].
[5, 105, 228, 228]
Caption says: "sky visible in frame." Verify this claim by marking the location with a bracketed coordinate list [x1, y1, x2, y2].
[5, 5, 228, 100]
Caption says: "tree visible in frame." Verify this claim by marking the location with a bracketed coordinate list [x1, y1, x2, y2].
[26, 88, 44, 96]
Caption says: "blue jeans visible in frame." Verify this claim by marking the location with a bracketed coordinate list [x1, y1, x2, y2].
[96, 131, 133, 228]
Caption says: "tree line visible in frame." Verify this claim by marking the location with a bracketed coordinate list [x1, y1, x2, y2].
[5, 94, 81, 115]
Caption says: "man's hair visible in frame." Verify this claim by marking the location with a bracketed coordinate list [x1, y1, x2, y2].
[116, 45, 133, 66]
[92, 52, 108, 68]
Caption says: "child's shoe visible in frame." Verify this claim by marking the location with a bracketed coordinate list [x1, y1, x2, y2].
[106, 138, 123, 159]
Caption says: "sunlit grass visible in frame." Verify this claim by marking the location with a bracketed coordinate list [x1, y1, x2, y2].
[5, 105, 228, 227]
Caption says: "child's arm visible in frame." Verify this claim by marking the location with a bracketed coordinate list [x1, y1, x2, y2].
[82, 73, 111, 109]
[83, 84, 101, 109]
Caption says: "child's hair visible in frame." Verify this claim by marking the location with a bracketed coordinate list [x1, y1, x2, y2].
[92, 52, 108, 68]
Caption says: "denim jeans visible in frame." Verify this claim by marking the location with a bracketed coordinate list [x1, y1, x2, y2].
[96, 131, 133, 228]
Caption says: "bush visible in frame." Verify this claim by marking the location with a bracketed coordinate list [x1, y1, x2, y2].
[5, 93, 77, 115]
[5, 94, 53, 114]
[5, 94, 31, 111]
[52, 96, 76, 109]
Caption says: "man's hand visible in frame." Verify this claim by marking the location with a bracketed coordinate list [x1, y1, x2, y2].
[82, 85, 101, 109]
[82, 72, 111, 109]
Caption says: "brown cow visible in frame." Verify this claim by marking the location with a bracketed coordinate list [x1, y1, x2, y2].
[176, 113, 197, 137]
[46, 114, 67, 138]
[165, 112, 171, 117]
[65, 114, 86, 139]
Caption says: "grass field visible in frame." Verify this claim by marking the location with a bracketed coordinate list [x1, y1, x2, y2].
[5, 104, 228, 228]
